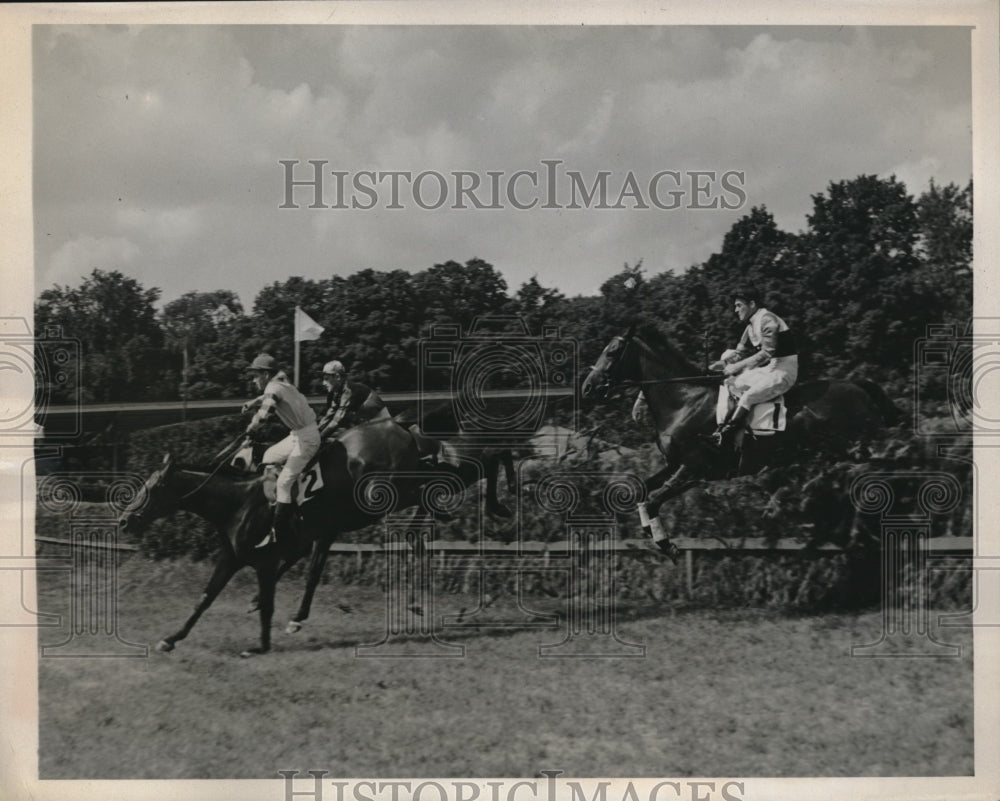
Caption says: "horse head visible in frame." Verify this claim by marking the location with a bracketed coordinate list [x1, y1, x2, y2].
[118, 453, 177, 534]
[581, 324, 637, 400]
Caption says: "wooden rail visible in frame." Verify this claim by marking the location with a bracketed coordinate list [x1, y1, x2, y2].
[34, 534, 972, 599]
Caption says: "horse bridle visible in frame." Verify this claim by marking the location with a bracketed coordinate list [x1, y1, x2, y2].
[589, 330, 718, 396]
[586, 332, 633, 398]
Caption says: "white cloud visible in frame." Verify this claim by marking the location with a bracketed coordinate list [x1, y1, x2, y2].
[32, 25, 972, 307]
[116, 204, 206, 245]
[47, 236, 141, 289]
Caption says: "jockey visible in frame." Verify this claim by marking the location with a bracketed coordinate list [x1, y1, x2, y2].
[243, 353, 321, 547]
[317, 359, 390, 439]
[709, 287, 798, 450]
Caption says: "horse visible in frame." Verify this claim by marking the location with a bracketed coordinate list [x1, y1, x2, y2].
[580, 324, 902, 555]
[234, 407, 517, 621]
[118, 418, 514, 656]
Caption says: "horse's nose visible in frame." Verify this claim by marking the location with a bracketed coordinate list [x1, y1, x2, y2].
[118, 513, 132, 533]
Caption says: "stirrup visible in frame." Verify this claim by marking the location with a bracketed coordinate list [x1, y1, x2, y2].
[700, 427, 725, 449]
[255, 528, 277, 549]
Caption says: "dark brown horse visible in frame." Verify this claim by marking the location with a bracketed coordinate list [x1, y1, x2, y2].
[119, 418, 513, 655]
[580, 325, 901, 554]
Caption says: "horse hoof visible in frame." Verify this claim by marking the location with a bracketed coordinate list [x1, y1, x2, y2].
[240, 646, 270, 658]
[655, 540, 680, 565]
[408, 605, 424, 617]
[156, 640, 175, 653]
[286, 620, 303, 634]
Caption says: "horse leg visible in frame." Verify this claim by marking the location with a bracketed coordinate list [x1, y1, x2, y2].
[157, 551, 240, 653]
[286, 539, 331, 634]
[241, 557, 279, 657]
[502, 450, 516, 493]
[643, 463, 677, 499]
[647, 464, 702, 513]
[640, 464, 705, 564]
[484, 451, 513, 518]
[247, 550, 307, 613]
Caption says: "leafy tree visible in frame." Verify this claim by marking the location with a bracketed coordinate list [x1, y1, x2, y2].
[797, 175, 927, 379]
[319, 269, 423, 392]
[413, 258, 512, 334]
[160, 290, 245, 400]
[513, 275, 566, 335]
[915, 179, 972, 325]
[35, 269, 166, 402]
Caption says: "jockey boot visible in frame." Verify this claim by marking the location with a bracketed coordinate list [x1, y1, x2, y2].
[257, 501, 293, 549]
[272, 502, 294, 544]
[717, 405, 750, 450]
[706, 405, 737, 448]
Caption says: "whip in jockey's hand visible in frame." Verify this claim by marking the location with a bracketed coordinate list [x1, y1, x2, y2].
[244, 353, 321, 549]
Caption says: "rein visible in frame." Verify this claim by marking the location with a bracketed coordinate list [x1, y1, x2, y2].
[593, 330, 721, 394]
[616, 375, 721, 388]
[177, 435, 249, 500]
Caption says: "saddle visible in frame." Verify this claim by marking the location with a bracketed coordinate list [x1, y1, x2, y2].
[747, 400, 787, 437]
[717, 390, 788, 437]
[260, 447, 328, 506]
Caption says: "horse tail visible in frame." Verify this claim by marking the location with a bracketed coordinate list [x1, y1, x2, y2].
[854, 379, 905, 427]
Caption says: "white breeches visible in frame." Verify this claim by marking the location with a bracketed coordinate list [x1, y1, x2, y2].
[262, 423, 321, 503]
[719, 356, 799, 421]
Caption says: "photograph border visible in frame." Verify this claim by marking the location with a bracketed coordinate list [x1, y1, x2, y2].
[2, 2, 998, 800]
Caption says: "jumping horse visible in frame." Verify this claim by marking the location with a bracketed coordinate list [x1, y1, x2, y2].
[580, 324, 901, 555]
[119, 418, 515, 656]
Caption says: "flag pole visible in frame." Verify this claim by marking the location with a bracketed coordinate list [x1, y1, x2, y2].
[293, 306, 300, 387]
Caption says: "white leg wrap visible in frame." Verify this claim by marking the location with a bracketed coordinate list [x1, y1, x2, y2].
[649, 515, 667, 543]
[637, 502, 651, 528]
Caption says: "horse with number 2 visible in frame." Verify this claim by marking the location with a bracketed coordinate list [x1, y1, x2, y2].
[119, 417, 514, 657]
[581, 324, 901, 558]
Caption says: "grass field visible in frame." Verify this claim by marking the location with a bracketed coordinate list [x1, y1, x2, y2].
[36, 554, 973, 779]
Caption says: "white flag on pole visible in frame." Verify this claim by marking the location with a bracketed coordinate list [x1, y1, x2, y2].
[294, 306, 324, 342]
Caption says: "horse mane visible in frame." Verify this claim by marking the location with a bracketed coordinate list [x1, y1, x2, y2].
[632, 324, 703, 377]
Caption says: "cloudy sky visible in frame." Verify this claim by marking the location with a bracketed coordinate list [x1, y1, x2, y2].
[33, 24, 971, 309]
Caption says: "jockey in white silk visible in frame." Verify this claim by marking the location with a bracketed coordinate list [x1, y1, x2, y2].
[709, 287, 798, 449]
[243, 353, 320, 547]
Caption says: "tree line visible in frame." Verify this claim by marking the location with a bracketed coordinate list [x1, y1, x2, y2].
[35, 174, 971, 408]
